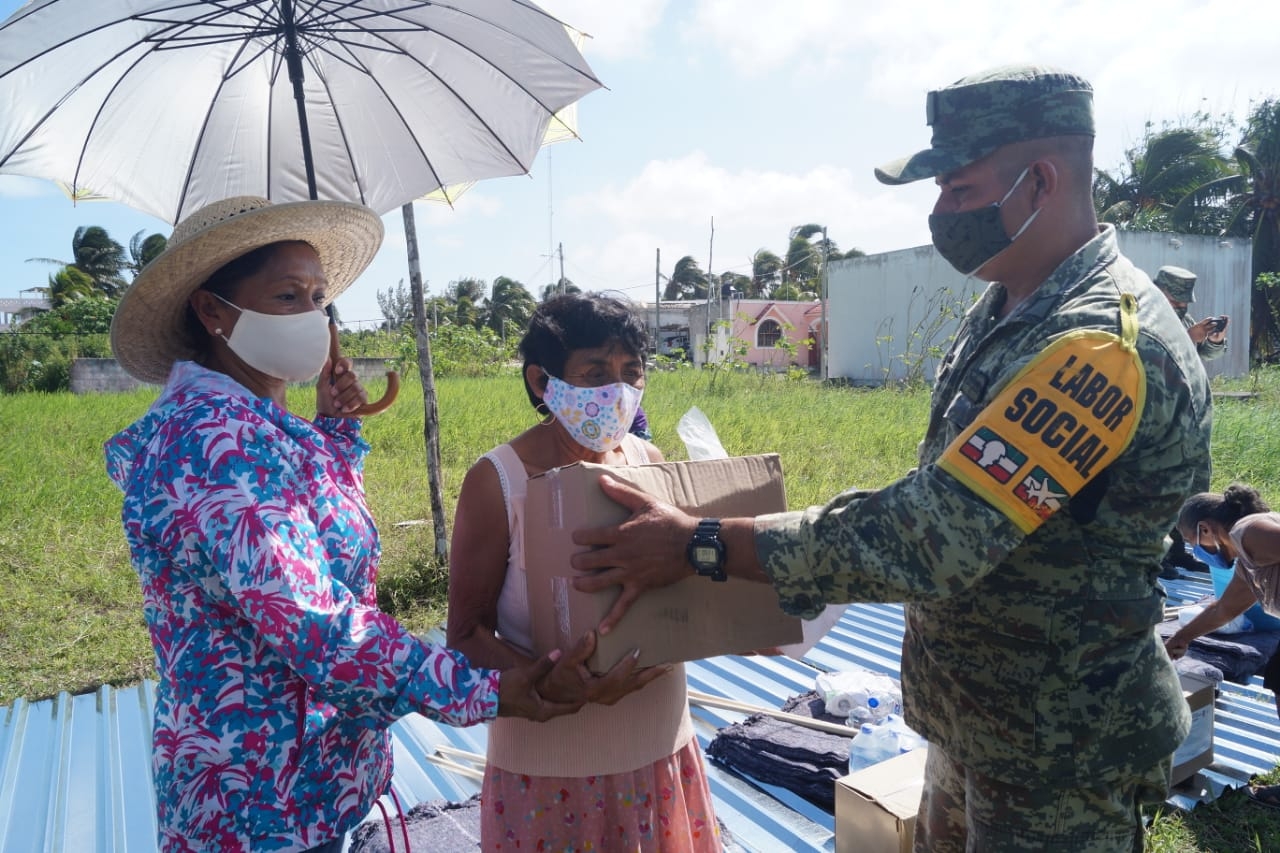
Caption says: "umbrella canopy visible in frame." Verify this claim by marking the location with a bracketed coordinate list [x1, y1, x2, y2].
[0, 0, 601, 224]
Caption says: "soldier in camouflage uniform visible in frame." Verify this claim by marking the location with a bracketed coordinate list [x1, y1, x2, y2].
[1152, 265, 1226, 577]
[1153, 265, 1228, 363]
[572, 65, 1212, 852]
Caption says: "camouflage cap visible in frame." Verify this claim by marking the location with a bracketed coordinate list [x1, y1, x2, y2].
[1154, 265, 1197, 303]
[875, 64, 1095, 185]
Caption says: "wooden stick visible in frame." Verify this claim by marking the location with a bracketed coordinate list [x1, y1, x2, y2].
[423, 751, 485, 781]
[687, 689, 857, 736]
[435, 744, 486, 766]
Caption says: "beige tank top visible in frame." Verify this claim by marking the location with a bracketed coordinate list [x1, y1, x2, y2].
[481, 437, 694, 776]
[1232, 512, 1280, 616]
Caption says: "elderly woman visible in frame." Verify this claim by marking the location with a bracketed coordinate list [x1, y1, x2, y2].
[447, 293, 722, 851]
[104, 196, 574, 853]
[1164, 483, 1280, 808]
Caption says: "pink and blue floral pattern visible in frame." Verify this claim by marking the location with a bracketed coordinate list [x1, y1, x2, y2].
[105, 361, 499, 852]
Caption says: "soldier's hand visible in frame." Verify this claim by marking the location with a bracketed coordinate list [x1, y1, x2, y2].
[571, 475, 699, 635]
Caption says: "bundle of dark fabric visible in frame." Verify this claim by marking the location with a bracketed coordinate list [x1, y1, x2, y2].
[705, 691, 850, 812]
[1156, 616, 1279, 684]
[349, 795, 482, 853]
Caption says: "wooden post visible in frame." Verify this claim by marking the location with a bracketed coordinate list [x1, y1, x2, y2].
[402, 201, 449, 558]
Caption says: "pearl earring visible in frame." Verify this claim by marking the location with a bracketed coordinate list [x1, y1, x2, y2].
[214, 328, 223, 336]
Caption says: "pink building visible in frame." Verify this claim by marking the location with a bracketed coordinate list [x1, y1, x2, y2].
[722, 298, 822, 371]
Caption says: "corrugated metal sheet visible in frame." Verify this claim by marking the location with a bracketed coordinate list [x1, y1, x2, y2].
[4, 578, 1278, 852]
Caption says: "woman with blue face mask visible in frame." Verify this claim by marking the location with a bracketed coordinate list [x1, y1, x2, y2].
[447, 293, 723, 852]
[1164, 483, 1280, 808]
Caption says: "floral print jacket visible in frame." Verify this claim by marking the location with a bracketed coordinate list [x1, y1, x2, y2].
[105, 361, 499, 852]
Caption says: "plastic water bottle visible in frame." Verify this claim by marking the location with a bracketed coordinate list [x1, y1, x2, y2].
[881, 714, 924, 753]
[864, 691, 902, 723]
[846, 704, 875, 726]
[868, 723, 900, 759]
[848, 724, 883, 772]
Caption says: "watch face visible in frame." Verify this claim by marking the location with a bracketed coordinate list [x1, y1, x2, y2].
[693, 545, 719, 565]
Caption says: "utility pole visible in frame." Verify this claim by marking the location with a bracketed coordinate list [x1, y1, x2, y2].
[820, 226, 829, 381]
[557, 242, 566, 294]
[705, 216, 715, 360]
[654, 247, 661, 356]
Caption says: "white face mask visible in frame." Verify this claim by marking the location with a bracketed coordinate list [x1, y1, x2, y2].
[213, 293, 331, 382]
[542, 372, 644, 453]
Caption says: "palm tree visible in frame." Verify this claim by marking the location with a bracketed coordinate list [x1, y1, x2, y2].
[484, 276, 537, 339]
[28, 225, 129, 297]
[1176, 100, 1280, 357]
[663, 255, 709, 300]
[751, 249, 783, 297]
[784, 224, 824, 283]
[1093, 125, 1233, 234]
[540, 278, 580, 300]
[772, 281, 807, 301]
[128, 230, 168, 277]
[713, 271, 752, 302]
[39, 265, 96, 307]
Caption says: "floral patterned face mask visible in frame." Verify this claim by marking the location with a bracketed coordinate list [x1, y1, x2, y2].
[542, 372, 644, 453]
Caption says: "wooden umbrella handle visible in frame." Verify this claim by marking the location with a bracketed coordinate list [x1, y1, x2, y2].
[326, 313, 400, 417]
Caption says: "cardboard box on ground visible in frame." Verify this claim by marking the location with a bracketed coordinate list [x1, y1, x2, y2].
[1172, 672, 1215, 786]
[524, 453, 810, 672]
[832, 674, 1216, 853]
[835, 747, 928, 853]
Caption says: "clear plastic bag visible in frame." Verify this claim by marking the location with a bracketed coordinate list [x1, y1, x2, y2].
[677, 405, 729, 461]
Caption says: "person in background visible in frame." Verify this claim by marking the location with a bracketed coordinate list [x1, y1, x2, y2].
[104, 196, 575, 853]
[447, 293, 722, 852]
[1164, 484, 1280, 810]
[630, 402, 654, 440]
[570, 65, 1212, 851]
[1154, 265, 1229, 362]
[1153, 265, 1229, 577]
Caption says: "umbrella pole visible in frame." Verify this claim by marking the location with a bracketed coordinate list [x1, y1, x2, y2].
[281, 0, 318, 200]
[280, 1, 400, 416]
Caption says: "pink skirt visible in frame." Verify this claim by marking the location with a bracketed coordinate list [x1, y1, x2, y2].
[479, 740, 721, 852]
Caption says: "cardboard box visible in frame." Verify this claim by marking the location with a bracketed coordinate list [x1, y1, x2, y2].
[835, 747, 928, 853]
[1171, 672, 1215, 785]
[524, 453, 805, 671]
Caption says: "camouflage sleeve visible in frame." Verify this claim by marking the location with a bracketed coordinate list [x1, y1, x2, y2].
[753, 470, 1025, 618]
[1197, 337, 1226, 362]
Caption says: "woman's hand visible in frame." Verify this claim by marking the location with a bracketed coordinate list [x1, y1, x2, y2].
[496, 650, 585, 722]
[1164, 633, 1191, 660]
[317, 357, 368, 417]
[537, 630, 671, 706]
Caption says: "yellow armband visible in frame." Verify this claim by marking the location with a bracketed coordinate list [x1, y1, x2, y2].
[937, 294, 1145, 534]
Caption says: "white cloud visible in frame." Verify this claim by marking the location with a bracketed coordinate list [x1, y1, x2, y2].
[563, 152, 933, 295]
[0, 175, 57, 198]
[686, 0, 1280, 122]
[537, 0, 670, 60]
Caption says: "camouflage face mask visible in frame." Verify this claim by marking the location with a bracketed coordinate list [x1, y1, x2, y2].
[928, 166, 1039, 276]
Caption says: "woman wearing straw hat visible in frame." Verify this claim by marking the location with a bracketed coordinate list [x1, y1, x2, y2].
[104, 197, 580, 853]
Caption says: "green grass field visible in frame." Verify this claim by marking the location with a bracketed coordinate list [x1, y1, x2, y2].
[3, 365, 1280, 850]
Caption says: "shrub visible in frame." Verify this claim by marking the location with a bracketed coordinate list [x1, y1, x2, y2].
[0, 297, 115, 392]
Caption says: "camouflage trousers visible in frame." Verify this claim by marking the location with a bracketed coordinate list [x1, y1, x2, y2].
[914, 745, 1171, 852]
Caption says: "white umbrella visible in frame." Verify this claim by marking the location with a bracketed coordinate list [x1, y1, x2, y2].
[0, 0, 602, 558]
[0, 0, 601, 224]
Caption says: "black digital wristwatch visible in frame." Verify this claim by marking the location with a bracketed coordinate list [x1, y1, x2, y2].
[686, 518, 728, 582]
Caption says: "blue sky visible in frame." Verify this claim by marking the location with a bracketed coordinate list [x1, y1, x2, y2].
[3, 0, 1279, 329]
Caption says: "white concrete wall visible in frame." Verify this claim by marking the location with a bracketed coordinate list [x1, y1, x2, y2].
[826, 232, 1252, 385]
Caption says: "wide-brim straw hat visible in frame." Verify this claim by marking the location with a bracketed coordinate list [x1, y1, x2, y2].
[111, 196, 384, 383]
